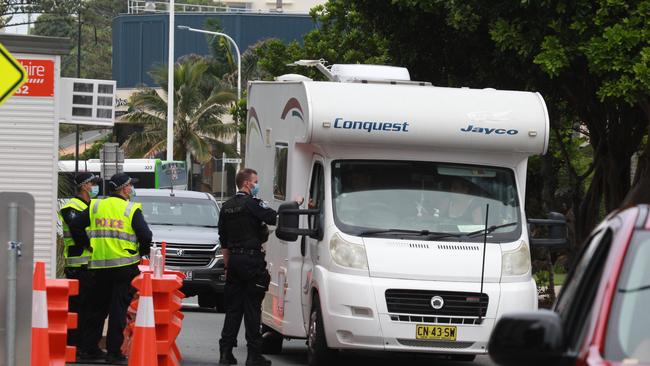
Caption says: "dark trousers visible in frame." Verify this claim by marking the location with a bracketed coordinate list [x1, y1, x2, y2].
[64, 267, 93, 347]
[80, 264, 139, 355]
[219, 254, 270, 355]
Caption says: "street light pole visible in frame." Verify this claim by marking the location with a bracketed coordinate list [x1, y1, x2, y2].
[167, 0, 175, 161]
[177, 25, 241, 157]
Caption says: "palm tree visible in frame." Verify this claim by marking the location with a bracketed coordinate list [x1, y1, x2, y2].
[122, 58, 237, 170]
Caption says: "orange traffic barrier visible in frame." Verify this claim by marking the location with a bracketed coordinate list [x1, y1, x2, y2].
[127, 267, 185, 366]
[31, 262, 50, 366]
[129, 272, 158, 366]
[46, 278, 79, 365]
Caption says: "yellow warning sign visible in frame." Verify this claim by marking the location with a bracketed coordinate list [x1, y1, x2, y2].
[0, 43, 27, 107]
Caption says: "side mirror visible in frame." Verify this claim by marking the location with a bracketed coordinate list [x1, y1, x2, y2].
[276, 202, 322, 242]
[528, 212, 568, 248]
[488, 310, 566, 366]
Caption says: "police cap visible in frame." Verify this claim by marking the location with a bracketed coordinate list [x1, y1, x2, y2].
[74, 172, 101, 186]
[108, 173, 139, 191]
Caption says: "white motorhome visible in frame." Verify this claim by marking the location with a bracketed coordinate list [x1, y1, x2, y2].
[245, 62, 564, 364]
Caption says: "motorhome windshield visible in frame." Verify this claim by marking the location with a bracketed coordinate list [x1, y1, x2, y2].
[331, 160, 521, 242]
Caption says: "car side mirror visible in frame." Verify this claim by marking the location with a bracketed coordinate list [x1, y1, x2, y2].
[489, 310, 566, 366]
[276, 202, 322, 242]
[528, 212, 568, 248]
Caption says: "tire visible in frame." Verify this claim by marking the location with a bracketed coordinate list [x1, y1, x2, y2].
[307, 295, 336, 366]
[198, 292, 216, 308]
[260, 324, 283, 354]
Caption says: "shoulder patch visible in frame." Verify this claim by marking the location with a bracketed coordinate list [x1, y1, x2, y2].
[259, 201, 269, 209]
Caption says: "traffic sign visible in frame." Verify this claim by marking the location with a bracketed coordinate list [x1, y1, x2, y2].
[0, 43, 27, 107]
[223, 158, 242, 164]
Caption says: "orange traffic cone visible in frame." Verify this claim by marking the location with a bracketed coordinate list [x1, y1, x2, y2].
[128, 272, 158, 366]
[31, 262, 50, 366]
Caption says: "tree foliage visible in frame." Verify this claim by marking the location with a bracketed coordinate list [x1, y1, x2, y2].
[28, 0, 124, 79]
[122, 58, 237, 163]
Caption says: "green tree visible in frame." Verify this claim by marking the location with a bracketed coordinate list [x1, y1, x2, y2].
[29, 0, 124, 79]
[122, 58, 237, 170]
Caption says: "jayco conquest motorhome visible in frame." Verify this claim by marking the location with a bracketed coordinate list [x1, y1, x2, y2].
[245, 62, 565, 365]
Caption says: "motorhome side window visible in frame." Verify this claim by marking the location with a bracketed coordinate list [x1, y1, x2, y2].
[273, 143, 288, 200]
[331, 160, 522, 242]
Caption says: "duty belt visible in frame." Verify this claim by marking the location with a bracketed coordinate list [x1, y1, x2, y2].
[229, 248, 264, 256]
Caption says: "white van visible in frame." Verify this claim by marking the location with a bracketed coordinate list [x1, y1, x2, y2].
[245, 62, 565, 364]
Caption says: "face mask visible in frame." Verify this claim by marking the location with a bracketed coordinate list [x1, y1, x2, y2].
[128, 187, 136, 200]
[90, 185, 99, 198]
[251, 183, 260, 197]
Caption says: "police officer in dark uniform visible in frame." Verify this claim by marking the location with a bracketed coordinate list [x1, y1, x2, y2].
[218, 168, 302, 366]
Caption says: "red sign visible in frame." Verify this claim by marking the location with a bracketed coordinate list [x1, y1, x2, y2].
[14, 59, 54, 97]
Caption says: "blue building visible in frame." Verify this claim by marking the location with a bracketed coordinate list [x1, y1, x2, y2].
[112, 13, 317, 88]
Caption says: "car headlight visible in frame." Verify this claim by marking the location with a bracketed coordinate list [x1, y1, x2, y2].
[329, 233, 368, 270]
[215, 243, 223, 258]
[501, 241, 530, 276]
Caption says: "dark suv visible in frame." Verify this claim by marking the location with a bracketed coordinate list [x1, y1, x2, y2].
[134, 189, 225, 311]
[489, 204, 650, 366]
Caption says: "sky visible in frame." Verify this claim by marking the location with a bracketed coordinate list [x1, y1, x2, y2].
[3, 13, 35, 34]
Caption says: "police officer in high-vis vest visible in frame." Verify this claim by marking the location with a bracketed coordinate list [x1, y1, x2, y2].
[58, 172, 100, 352]
[218, 168, 303, 366]
[73, 173, 152, 365]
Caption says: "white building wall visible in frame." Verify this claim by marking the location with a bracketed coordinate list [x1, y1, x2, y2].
[223, 0, 326, 13]
[0, 53, 60, 278]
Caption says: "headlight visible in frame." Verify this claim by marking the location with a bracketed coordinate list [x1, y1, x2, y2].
[501, 241, 531, 276]
[329, 233, 368, 270]
[215, 243, 223, 258]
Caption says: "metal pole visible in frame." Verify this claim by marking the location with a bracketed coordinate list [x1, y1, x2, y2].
[176, 26, 241, 160]
[220, 152, 225, 203]
[166, 0, 175, 161]
[6, 202, 19, 366]
[75, 6, 82, 174]
[102, 147, 106, 195]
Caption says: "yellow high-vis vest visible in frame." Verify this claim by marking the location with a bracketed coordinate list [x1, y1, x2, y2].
[87, 197, 142, 269]
[58, 197, 92, 268]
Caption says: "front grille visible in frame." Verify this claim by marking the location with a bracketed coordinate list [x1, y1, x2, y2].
[385, 289, 488, 317]
[162, 242, 217, 268]
[397, 339, 474, 349]
[166, 256, 212, 267]
[389, 314, 483, 325]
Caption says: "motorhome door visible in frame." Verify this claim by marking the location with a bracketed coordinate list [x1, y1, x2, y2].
[301, 157, 325, 327]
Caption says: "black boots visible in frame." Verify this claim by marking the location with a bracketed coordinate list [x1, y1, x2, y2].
[219, 348, 238, 365]
[245, 353, 271, 366]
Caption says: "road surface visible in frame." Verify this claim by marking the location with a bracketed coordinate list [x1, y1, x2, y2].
[178, 297, 498, 366]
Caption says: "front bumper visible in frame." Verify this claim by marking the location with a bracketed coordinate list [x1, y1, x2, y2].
[316, 270, 537, 355]
[168, 258, 226, 296]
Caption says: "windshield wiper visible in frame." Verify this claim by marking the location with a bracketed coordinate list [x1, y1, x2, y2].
[618, 285, 650, 293]
[359, 229, 464, 240]
[465, 222, 519, 238]
[359, 228, 431, 236]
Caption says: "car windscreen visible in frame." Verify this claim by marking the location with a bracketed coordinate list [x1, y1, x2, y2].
[134, 196, 219, 227]
[604, 230, 650, 363]
[331, 160, 521, 242]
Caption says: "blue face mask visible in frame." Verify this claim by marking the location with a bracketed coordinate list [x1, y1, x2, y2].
[251, 183, 260, 197]
[128, 186, 136, 200]
[90, 185, 99, 198]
